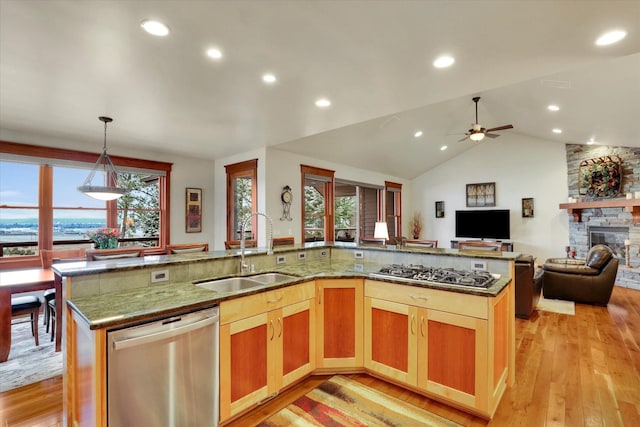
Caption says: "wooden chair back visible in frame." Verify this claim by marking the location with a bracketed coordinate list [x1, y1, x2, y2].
[360, 238, 386, 247]
[40, 248, 87, 268]
[403, 239, 438, 248]
[166, 242, 209, 254]
[224, 240, 257, 250]
[273, 237, 295, 247]
[86, 247, 144, 261]
[457, 241, 503, 252]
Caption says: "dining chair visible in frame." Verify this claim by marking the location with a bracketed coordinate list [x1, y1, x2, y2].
[457, 241, 503, 252]
[272, 237, 294, 247]
[403, 239, 438, 248]
[86, 247, 145, 261]
[166, 242, 209, 254]
[224, 240, 257, 250]
[40, 248, 86, 331]
[11, 295, 42, 346]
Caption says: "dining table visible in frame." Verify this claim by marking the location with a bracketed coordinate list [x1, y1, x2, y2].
[0, 268, 61, 363]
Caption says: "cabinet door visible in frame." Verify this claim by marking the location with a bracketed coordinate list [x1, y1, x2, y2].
[279, 299, 316, 389]
[417, 308, 488, 411]
[364, 297, 417, 385]
[219, 312, 270, 420]
[316, 279, 363, 369]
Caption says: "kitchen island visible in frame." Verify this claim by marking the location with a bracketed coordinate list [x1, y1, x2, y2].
[55, 244, 517, 426]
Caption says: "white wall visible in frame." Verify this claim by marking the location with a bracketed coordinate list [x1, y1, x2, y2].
[1, 128, 216, 247]
[411, 133, 568, 262]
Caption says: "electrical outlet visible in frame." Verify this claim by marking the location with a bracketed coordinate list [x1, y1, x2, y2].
[297, 252, 306, 260]
[354, 263, 364, 272]
[151, 269, 169, 283]
[319, 250, 328, 258]
[277, 255, 286, 264]
[354, 251, 364, 259]
[471, 261, 487, 271]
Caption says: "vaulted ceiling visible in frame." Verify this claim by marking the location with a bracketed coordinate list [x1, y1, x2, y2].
[1, 1, 639, 179]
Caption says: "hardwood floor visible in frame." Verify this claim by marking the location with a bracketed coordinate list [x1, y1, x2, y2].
[1, 286, 639, 426]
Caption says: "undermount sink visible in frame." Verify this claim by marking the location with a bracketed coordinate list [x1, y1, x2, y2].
[194, 273, 297, 293]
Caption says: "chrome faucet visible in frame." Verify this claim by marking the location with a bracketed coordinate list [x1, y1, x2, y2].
[240, 212, 273, 274]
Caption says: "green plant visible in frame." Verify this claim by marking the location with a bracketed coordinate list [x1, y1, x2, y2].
[87, 227, 120, 249]
[579, 157, 621, 198]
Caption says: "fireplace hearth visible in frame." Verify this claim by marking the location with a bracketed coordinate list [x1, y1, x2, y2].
[589, 226, 628, 260]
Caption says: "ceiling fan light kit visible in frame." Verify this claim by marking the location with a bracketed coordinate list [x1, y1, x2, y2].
[77, 116, 129, 201]
[458, 96, 513, 142]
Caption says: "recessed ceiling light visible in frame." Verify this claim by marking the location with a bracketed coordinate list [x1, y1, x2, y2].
[141, 20, 170, 37]
[595, 30, 627, 46]
[433, 55, 455, 68]
[440, 145, 448, 151]
[552, 128, 563, 134]
[262, 73, 277, 84]
[547, 104, 560, 111]
[315, 98, 331, 108]
[206, 48, 223, 59]
[414, 130, 423, 138]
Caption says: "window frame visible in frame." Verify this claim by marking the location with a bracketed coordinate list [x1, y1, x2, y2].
[301, 164, 335, 243]
[225, 159, 258, 242]
[0, 140, 172, 269]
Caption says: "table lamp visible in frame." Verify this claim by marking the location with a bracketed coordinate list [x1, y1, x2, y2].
[374, 222, 389, 246]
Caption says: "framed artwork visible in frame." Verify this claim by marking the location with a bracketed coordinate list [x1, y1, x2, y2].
[522, 197, 534, 217]
[435, 201, 445, 218]
[186, 188, 202, 233]
[466, 182, 496, 207]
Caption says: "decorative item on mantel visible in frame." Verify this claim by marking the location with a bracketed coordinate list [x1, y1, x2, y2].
[87, 227, 120, 249]
[578, 155, 622, 198]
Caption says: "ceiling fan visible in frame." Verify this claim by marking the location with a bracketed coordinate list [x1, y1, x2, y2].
[458, 97, 513, 142]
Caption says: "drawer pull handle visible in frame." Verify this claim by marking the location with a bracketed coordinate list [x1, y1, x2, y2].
[270, 320, 275, 340]
[409, 295, 428, 301]
[267, 295, 283, 303]
[278, 318, 283, 338]
[410, 314, 416, 335]
[420, 316, 426, 337]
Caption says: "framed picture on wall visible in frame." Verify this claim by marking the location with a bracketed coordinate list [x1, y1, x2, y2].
[466, 182, 496, 207]
[435, 201, 445, 218]
[522, 197, 534, 218]
[186, 188, 202, 233]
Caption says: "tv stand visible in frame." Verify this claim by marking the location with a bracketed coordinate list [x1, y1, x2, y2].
[451, 240, 514, 251]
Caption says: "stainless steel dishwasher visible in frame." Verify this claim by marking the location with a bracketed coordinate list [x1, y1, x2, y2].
[107, 306, 219, 427]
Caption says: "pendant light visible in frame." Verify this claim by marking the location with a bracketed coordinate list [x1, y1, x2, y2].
[77, 116, 128, 200]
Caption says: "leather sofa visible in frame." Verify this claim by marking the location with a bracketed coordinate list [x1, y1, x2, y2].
[515, 254, 543, 319]
[542, 244, 618, 306]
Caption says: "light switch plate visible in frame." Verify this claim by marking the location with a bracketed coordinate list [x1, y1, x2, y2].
[319, 250, 328, 258]
[354, 251, 364, 259]
[277, 255, 286, 264]
[471, 261, 487, 271]
[297, 252, 306, 260]
[151, 269, 169, 283]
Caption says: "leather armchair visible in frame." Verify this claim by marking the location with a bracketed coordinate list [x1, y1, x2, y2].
[542, 244, 618, 306]
[515, 255, 543, 319]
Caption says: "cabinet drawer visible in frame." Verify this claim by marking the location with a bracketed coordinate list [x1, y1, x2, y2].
[220, 281, 315, 324]
[364, 280, 488, 319]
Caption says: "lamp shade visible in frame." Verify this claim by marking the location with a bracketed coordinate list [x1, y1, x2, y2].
[469, 132, 485, 142]
[374, 222, 389, 241]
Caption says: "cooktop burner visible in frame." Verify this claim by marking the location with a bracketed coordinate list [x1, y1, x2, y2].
[371, 264, 497, 288]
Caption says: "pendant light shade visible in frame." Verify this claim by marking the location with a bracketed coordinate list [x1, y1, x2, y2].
[78, 116, 128, 200]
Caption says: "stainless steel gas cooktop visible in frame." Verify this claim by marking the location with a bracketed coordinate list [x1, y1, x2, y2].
[370, 264, 497, 289]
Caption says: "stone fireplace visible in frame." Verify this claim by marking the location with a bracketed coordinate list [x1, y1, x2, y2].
[588, 226, 629, 260]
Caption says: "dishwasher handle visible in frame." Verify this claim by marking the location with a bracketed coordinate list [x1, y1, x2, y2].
[112, 311, 219, 351]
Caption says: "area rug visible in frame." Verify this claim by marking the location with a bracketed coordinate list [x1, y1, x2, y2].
[0, 319, 62, 392]
[258, 375, 462, 427]
[536, 296, 575, 316]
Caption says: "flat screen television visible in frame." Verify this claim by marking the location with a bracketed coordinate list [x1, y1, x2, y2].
[455, 209, 511, 240]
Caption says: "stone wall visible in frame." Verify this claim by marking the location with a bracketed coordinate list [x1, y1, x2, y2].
[565, 144, 640, 290]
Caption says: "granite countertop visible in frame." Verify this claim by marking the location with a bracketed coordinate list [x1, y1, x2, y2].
[67, 258, 512, 331]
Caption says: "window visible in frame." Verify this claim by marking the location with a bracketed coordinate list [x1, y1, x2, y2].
[225, 159, 257, 241]
[0, 141, 171, 268]
[385, 181, 402, 244]
[334, 180, 382, 243]
[301, 165, 334, 242]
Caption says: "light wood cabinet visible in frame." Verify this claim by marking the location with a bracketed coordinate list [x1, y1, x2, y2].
[219, 282, 315, 422]
[364, 279, 511, 419]
[315, 278, 364, 370]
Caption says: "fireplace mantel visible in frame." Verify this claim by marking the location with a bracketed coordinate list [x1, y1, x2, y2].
[559, 199, 640, 224]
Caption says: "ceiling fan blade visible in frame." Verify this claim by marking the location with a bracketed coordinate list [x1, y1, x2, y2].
[485, 133, 500, 139]
[457, 135, 470, 142]
[485, 124, 513, 132]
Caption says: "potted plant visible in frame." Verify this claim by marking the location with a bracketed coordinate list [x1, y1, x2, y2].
[409, 212, 423, 239]
[87, 227, 120, 249]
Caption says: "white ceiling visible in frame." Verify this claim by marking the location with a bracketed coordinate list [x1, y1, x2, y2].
[1, 0, 639, 179]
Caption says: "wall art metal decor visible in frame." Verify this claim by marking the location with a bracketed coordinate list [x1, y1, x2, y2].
[185, 188, 202, 233]
[466, 182, 496, 207]
[579, 155, 622, 198]
[522, 198, 534, 218]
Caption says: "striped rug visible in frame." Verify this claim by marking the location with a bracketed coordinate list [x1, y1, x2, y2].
[258, 375, 463, 427]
